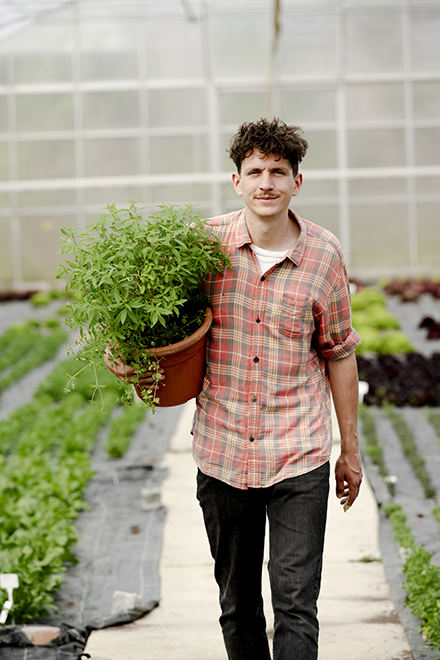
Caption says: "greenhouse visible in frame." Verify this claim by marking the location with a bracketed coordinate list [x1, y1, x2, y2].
[0, 0, 440, 289]
[1, 2, 440, 660]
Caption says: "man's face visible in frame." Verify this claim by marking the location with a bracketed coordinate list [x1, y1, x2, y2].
[232, 150, 302, 222]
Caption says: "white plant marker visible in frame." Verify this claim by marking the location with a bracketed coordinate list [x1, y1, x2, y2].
[0, 574, 19, 624]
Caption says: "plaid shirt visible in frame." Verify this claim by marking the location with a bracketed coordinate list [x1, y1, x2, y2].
[192, 209, 360, 490]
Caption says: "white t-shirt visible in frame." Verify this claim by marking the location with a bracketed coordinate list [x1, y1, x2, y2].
[251, 244, 290, 274]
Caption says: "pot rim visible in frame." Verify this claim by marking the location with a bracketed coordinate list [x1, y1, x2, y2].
[146, 307, 212, 357]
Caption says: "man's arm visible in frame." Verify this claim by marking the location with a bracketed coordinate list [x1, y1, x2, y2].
[327, 351, 363, 511]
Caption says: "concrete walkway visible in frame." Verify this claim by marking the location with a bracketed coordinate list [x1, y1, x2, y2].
[85, 401, 413, 660]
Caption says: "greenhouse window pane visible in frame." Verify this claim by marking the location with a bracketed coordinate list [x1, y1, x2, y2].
[416, 176, 440, 196]
[279, 90, 337, 123]
[0, 192, 11, 210]
[18, 141, 75, 180]
[85, 186, 144, 206]
[299, 179, 338, 199]
[0, 47, 7, 86]
[150, 183, 211, 206]
[15, 53, 73, 84]
[351, 204, 409, 268]
[347, 83, 405, 122]
[83, 91, 140, 130]
[21, 216, 77, 281]
[302, 130, 337, 170]
[13, 25, 74, 84]
[145, 19, 203, 79]
[415, 128, 440, 167]
[80, 24, 138, 81]
[277, 11, 337, 77]
[0, 97, 8, 133]
[219, 93, 267, 127]
[346, 10, 403, 74]
[291, 204, 340, 238]
[348, 129, 406, 168]
[411, 10, 440, 73]
[148, 89, 206, 128]
[0, 142, 9, 180]
[349, 178, 406, 198]
[18, 189, 77, 208]
[16, 94, 74, 132]
[0, 219, 12, 282]
[149, 135, 208, 174]
[210, 16, 270, 79]
[84, 138, 142, 177]
[417, 202, 440, 266]
[221, 132, 239, 172]
[413, 82, 440, 121]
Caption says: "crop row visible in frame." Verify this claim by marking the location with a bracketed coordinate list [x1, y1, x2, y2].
[0, 346, 147, 623]
[359, 406, 440, 652]
[357, 353, 440, 407]
[351, 287, 414, 355]
[0, 318, 67, 395]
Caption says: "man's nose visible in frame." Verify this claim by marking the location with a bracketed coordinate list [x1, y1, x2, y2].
[259, 172, 274, 189]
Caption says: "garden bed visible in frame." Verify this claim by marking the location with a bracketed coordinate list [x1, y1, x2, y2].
[356, 282, 440, 659]
[0, 299, 184, 632]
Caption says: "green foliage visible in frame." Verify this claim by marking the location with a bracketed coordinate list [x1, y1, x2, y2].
[379, 331, 414, 355]
[383, 502, 415, 549]
[383, 501, 440, 652]
[352, 288, 387, 310]
[426, 410, 440, 442]
[433, 505, 440, 534]
[384, 405, 437, 500]
[56, 201, 231, 411]
[106, 400, 147, 458]
[0, 355, 139, 623]
[0, 319, 67, 394]
[351, 287, 414, 355]
[403, 546, 440, 651]
[0, 320, 64, 399]
[30, 289, 67, 307]
[359, 405, 395, 496]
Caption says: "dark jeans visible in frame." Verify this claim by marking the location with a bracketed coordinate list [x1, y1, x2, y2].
[196, 462, 330, 660]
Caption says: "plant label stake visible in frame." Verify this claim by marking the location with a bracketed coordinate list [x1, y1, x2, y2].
[0, 574, 19, 624]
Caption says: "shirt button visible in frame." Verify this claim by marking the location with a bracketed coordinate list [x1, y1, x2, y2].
[260, 276, 265, 282]
[251, 396, 257, 402]
[256, 318, 261, 323]
[249, 436, 254, 442]
[253, 356, 259, 363]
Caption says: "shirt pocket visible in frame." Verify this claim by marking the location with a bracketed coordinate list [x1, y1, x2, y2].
[278, 292, 315, 338]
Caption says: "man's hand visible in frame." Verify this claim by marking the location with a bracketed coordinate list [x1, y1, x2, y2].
[334, 448, 362, 512]
[104, 346, 165, 388]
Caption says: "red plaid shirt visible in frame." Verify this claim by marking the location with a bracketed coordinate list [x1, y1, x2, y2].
[192, 209, 360, 490]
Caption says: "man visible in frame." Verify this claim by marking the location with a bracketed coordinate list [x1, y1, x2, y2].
[107, 118, 362, 660]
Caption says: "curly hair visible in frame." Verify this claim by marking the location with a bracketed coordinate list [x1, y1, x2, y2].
[228, 118, 308, 175]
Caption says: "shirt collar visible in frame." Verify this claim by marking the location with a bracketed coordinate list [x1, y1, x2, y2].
[235, 208, 307, 268]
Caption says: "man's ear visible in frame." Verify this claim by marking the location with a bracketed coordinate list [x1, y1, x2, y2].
[292, 172, 303, 198]
[232, 172, 243, 197]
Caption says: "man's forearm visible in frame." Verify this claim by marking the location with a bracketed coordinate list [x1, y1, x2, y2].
[327, 351, 359, 450]
[327, 351, 363, 509]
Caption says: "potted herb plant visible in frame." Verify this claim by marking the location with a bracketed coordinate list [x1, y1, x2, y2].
[56, 201, 230, 411]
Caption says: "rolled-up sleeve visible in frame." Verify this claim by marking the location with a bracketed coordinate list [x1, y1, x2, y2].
[316, 272, 361, 360]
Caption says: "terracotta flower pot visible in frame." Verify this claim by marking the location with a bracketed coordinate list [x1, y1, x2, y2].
[135, 308, 212, 407]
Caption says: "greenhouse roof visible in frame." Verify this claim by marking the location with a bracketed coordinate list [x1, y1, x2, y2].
[0, 0, 72, 42]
